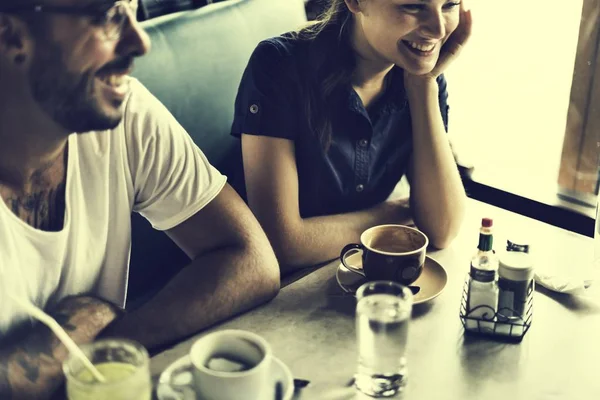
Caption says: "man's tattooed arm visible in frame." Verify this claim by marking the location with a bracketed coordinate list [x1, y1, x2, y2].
[0, 296, 121, 400]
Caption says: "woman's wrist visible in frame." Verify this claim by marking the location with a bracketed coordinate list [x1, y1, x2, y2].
[404, 75, 439, 99]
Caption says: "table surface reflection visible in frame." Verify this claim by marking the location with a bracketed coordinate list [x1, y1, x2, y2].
[150, 199, 600, 400]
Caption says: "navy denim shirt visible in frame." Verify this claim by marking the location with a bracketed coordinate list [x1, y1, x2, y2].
[231, 33, 449, 218]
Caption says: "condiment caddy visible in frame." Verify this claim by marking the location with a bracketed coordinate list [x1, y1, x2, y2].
[459, 218, 534, 342]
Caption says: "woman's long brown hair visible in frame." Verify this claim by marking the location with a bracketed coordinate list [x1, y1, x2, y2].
[292, 0, 356, 151]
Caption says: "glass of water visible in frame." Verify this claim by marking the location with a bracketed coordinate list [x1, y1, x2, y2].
[63, 339, 151, 400]
[355, 280, 413, 397]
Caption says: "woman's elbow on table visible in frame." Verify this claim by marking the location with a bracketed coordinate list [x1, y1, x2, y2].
[423, 216, 464, 250]
[272, 239, 329, 275]
[417, 197, 466, 250]
[271, 241, 307, 274]
[428, 234, 457, 250]
[257, 220, 317, 273]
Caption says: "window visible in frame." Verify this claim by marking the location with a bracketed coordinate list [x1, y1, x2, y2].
[445, 0, 597, 223]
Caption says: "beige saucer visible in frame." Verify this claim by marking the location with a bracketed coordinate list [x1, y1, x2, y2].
[336, 252, 448, 304]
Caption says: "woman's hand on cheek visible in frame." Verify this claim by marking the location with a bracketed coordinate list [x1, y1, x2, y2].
[405, 1, 473, 86]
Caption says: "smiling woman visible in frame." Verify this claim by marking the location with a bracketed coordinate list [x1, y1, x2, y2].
[304, 0, 599, 236]
[229, 0, 470, 270]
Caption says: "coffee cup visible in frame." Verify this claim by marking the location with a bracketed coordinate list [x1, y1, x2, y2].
[162, 330, 274, 400]
[340, 224, 428, 285]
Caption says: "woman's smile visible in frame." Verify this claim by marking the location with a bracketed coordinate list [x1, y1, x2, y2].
[400, 40, 439, 57]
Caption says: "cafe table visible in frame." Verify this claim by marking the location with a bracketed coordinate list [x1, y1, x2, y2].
[150, 199, 600, 400]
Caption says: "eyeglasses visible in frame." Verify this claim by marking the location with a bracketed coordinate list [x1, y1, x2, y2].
[0, 1, 137, 40]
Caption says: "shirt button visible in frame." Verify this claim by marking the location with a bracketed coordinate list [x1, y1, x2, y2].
[249, 104, 259, 114]
[356, 184, 364, 192]
[359, 139, 368, 147]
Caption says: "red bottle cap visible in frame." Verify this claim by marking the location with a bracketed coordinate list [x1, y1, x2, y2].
[481, 218, 493, 227]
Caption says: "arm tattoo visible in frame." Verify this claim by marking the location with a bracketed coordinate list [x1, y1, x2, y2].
[9, 325, 58, 385]
[51, 312, 77, 332]
[15, 355, 40, 383]
[0, 295, 116, 398]
[0, 330, 56, 399]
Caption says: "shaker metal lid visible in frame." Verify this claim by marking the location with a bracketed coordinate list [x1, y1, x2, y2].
[507, 239, 530, 253]
[499, 251, 534, 281]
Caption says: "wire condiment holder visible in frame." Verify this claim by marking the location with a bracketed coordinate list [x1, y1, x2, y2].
[459, 276, 533, 342]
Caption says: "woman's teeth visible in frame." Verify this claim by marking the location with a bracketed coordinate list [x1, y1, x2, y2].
[405, 41, 436, 52]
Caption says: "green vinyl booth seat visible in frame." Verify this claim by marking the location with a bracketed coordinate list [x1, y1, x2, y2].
[127, 0, 308, 307]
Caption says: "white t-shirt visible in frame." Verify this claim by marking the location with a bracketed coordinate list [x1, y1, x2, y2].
[0, 79, 227, 337]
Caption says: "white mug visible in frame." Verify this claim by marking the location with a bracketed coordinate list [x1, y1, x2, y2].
[190, 329, 272, 400]
[162, 329, 274, 400]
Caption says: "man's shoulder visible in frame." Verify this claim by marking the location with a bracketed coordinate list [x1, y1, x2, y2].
[122, 78, 159, 115]
[119, 78, 173, 138]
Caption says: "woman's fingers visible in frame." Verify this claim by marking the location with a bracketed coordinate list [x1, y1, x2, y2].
[430, 6, 473, 77]
[454, 2, 473, 47]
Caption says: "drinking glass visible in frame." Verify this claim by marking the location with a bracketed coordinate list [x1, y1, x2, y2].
[63, 339, 151, 400]
[355, 280, 413, 397]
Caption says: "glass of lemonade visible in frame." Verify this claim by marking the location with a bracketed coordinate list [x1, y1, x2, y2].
[355, 281, 413, 398]
[63, 339, 151, 400]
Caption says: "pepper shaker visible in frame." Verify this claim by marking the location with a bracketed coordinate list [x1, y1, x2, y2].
[497, 251, 534, 333]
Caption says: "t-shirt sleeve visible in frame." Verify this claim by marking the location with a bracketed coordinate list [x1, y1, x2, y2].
[437, 74, 450, 132]
[231, 40, 298, 140]
[124, 79, 227, 231]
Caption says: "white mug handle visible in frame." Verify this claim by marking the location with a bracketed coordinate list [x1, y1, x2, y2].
[156, 356, 196, 400]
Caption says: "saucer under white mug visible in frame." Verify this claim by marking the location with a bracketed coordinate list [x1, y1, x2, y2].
[336, 252, 448, 304]
[156, 354, 294, 400]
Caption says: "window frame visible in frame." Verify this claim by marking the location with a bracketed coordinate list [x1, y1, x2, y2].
[459, 0, 599, 237]
[558, 0, 600, 203]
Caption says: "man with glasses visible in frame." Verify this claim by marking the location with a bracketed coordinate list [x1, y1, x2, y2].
[0, 0, 280, 398]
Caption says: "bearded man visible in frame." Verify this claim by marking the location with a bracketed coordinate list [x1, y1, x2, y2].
[0, 1, 280, 398]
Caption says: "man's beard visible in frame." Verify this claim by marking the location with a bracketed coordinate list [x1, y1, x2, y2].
[27, 41, 123, 133]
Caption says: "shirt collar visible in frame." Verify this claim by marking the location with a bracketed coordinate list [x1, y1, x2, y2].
[380, 66, 408, 114]
[345, 66, 408, 117]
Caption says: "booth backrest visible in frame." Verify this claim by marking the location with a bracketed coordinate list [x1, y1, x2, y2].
[127, 0, 307, 306]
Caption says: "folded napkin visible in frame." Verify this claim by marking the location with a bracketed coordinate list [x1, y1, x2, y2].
[530, 245, 597, 296]
[534, 271, 590, 295]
